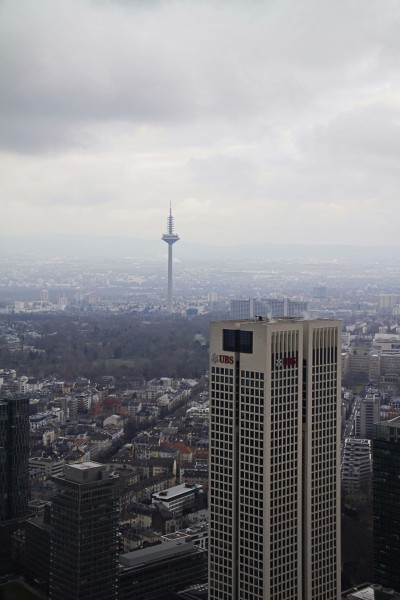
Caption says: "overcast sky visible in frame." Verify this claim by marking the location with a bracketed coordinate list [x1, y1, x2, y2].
[1, 0, 400, 247]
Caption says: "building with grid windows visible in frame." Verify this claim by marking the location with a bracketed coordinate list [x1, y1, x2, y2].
[49, 462, 119, 600]
[229, 298, 309, 320]
[373, 416, 400, 591]
[0, 393, 30, 563]
[0, 394, 30, 523]
[208, 318, 341, 600]
[341, 437, 372, 498]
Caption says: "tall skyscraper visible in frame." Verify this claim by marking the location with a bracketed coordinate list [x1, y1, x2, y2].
[0, 393, 30, 522]
[341, 437, 372, 497]
[0, 393, 30, 564]
[229, 297, 309, 320]
[373, 417, 400, 591]
[208, 318, 341, 600]
[49, 462, 119, 600]
[355, 392, 381, 439]
[161, 203, 180, 313]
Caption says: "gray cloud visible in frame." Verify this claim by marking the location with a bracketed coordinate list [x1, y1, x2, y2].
[1, 0, 399, 152]
[189, 155, 259, 196]
[1, 0, 400, 246]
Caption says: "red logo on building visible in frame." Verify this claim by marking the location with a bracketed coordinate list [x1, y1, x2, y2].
[275, 356, 297, 368]
[283, 357, 297, 367]
[219, 355, 234, 364]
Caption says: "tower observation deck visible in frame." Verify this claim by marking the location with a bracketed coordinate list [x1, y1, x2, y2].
[161, 204, 180, 312]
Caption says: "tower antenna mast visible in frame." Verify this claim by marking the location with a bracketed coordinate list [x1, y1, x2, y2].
[161, 204, 180, 312]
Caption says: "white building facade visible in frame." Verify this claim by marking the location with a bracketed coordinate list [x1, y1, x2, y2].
[341, 437, 372, 497]
[208, 318, 341, 600]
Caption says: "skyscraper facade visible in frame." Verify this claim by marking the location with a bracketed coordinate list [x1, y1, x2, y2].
[0, 393, 30, 522]
[355, 392, 381, 439]
[49, 462, 119, 600]
[229, 297, 310, 320]
[341, 437, 372, 497]
[208, 318, 341, 600]
[0, 393, 30, 564]
[373, 417, 400, 591]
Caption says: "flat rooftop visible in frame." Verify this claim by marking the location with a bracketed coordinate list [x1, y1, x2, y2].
[67, 461, 103, 470]
[152, 483, 201, 501]
[119, 540, 196, 568]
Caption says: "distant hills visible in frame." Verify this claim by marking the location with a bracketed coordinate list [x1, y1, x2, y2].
[2, 234, 400, 262]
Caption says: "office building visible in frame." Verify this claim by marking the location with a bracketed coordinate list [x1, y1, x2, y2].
[49, 462, 119, 600]
[373, 417, 400, 591]
[379, 294, 398, 314]
[229, 297, 309, 320]
[355, 393, 381, 439]
[24, 506, 52, 593]
[118, 540, 207, 600]
[209, 318, 341, 600]
[0, 393, 30, 521]
[0, 393, 30, 563]
[341, 437, 372, 497]
[313, 286, 327, 299]
[346, 584, 400, 599]
[152, 483, 203, 516]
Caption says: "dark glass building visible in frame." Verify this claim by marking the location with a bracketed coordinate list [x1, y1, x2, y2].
[118, 540, 207, 600]
[373, 416, 400, 591]
[49, 462, 119, 600]
[0, 393, 30, 521]
[24, 508, 51, 593]
[0, 393, 30, 567]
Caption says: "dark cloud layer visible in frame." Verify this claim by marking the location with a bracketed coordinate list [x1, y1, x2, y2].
[1, 0, 398, 151]
[0, 0, 399, 245]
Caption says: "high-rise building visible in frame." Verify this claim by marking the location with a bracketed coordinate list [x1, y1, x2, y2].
[0, 393, 30, 522]
[341, 437, 372, 497]
[373, 417, 400, 591]
[49, 462, 119, 600]
[0, 393, 30, 564]
[229, 297, 309, 320]
[161, 204, 180, 313]
[355, 392, 381, 439]
[209, 318, 341, 600]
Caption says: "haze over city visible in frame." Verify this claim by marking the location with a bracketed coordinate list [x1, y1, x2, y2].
[1, 0, 400, 248]
[2, 2, 400, 598]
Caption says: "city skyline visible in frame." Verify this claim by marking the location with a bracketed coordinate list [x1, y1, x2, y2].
[1, 0, 400, 247]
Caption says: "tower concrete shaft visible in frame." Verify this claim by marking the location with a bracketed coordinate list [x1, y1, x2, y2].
[161, 204, 180, 312]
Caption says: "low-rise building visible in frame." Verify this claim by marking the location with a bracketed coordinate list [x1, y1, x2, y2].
[152, 483, 203, 517]
[118, 540, 207, 600]
[29, 455, 65, 479]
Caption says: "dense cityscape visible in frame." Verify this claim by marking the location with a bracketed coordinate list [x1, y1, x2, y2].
[1, 0, 400, 598]
[1, 231, 400, 599]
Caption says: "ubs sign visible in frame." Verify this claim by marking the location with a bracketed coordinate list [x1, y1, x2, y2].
[275, 356, 297, 368]
[211, 353, 234, 365]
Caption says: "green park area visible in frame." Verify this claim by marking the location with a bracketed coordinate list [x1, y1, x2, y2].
[103, 358, 136, 369]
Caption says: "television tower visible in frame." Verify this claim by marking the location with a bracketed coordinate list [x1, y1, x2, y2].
[162, 203, 180, 312]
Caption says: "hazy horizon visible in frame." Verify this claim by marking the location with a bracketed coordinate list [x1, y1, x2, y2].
[3, 233, 400, 262]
